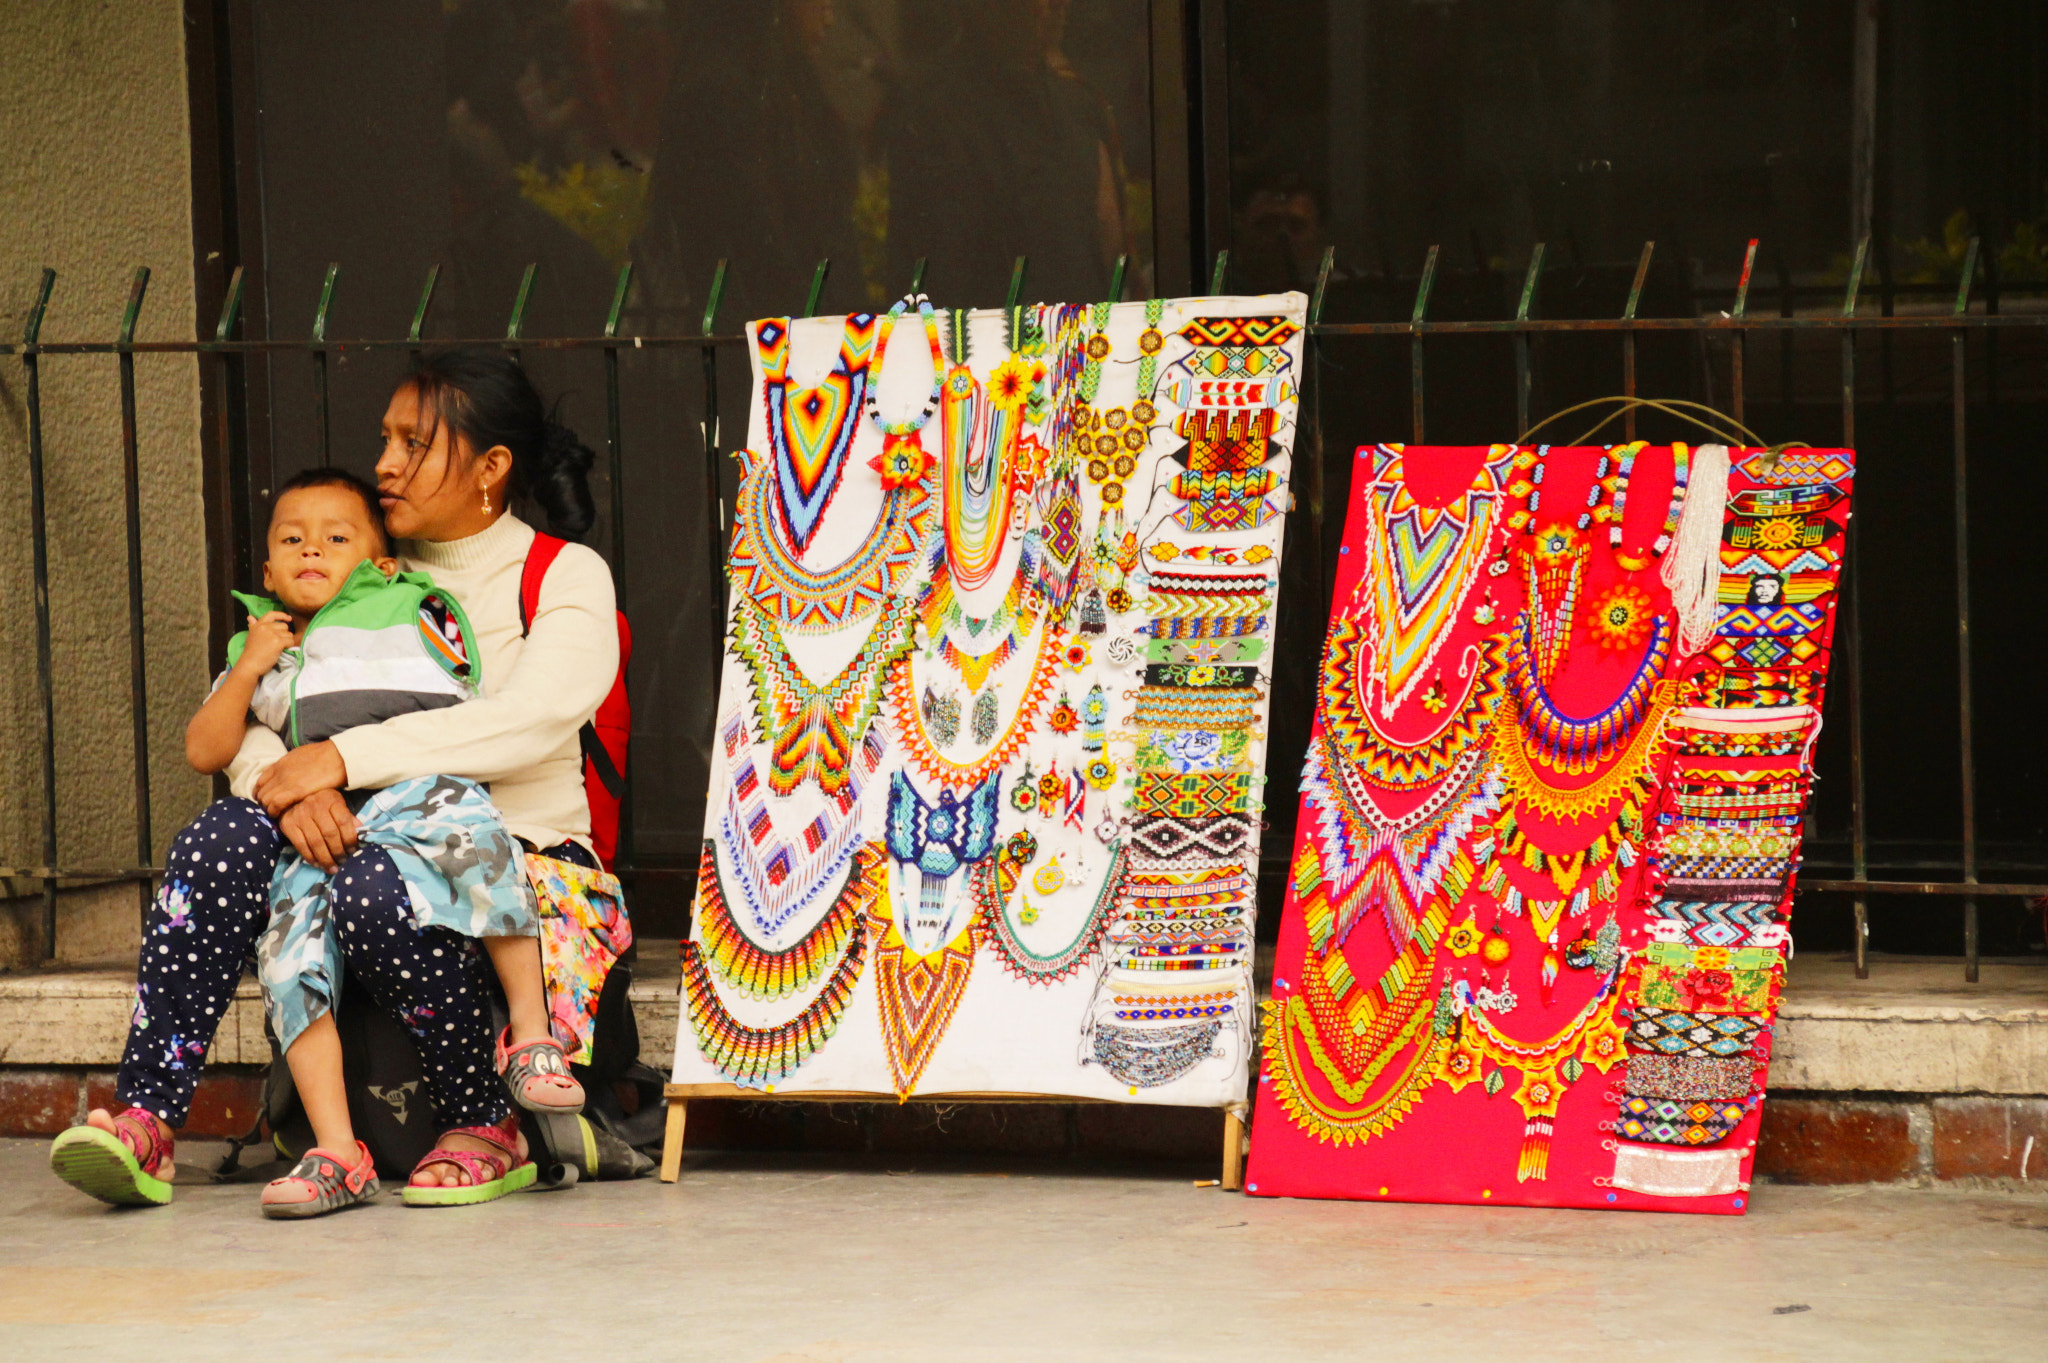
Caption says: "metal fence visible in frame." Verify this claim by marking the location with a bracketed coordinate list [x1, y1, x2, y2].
[6, 236, 2043, 981]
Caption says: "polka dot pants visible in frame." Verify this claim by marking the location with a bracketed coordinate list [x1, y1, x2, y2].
[116, 797, 530, 1131]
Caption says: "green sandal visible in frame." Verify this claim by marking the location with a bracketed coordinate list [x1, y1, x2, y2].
[50, 1108, 174, 1207]
[400, 1113, 537, 1207]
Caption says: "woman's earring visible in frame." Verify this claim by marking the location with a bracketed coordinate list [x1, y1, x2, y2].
[481, 487, 492, 515]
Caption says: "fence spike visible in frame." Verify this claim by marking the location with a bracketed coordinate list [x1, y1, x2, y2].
[1108, 252, 1128, 303]
[1842, 235, 1869, 317]
[1005, 257, 1029, 311]
[1210, 249, 1229, 294]
[604, 261, 634, 339]
[506, 263, 537, 341]
[802, 259, 830, 318]
[908, 256, 928, 294]
[1733, 239, 1759, 320]
[703, 259, 730, 336]
[213, 266, 244, 343]
[311, 263, 339, 343]
[1309, 246, 1335, 326]
[1954, 237, 1981, 316]
[1623, 242, 1655, 320]
[1410, 245, 1440, 324]
[118, 267, 151, 346]
[1516, 244, 1546, 322]
[408, 265, 440, 343]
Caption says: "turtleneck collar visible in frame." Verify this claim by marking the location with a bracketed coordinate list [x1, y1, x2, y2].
[402, 512, 534, 573]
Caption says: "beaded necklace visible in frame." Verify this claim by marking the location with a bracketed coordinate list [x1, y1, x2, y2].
[1072, 300, 1156, 516]
[883, 611, 1065, 791]
[939, 309, 1043, 595]
[678, 917, 869, 1085]
[864, 293, 944, 455]
[726, 452, 935, 633]
[729, 590, 917, 798]
[691, 839, 878, 1000]
[713, 707, 886, 936]
[1611, 441, 1693, 571]
[1358, 443, 1514, 715]
[1504, 608, 1675, 774]
[752, 313, 877, 554]
[975, 842, 1127, 984]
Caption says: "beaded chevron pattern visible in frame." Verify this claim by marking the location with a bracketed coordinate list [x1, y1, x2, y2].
[1319, 627, 1505, 790]
[679, 914, 870, 1086]
[715, 711, 884, 937]
[752, 314, 878, 554]
[1359, 444, 1514, 715]
[729, 591, 917, 798]
[726, 446, 936, 634]
[692, 840, 881, 1000]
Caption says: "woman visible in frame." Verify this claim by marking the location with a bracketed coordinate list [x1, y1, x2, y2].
[50, 348, 619, 1208]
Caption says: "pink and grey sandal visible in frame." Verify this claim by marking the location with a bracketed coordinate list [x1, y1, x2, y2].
[261, 1140, 381, 1219]
[496, 1027, 585, 1113]
[50, 1107, 175, 1206]
[400, 1112, 537, 1207]
[497, 1028, 588, 1186]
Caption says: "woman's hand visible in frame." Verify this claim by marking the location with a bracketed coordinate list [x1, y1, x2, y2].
[256, 739, 348, 816]
[278, 788, 358, 872]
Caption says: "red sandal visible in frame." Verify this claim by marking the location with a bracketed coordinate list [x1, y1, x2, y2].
[400, 1112, 537, 1207]
[50, 1107, 174, 1206]
[262, 1140, 380, 1219]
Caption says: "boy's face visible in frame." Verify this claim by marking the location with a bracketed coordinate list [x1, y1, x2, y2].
[261, 484, 396, 617]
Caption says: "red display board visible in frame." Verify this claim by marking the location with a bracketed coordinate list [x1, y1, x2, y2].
[1247, 443, 1854, 1213]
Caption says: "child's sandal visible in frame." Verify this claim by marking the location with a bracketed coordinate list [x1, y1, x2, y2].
[496, 1027, 585, 1113]
[50, 1107, 175, 1207]
[400, 1112, 537, 1207]
[261, 1140, 380, 1219]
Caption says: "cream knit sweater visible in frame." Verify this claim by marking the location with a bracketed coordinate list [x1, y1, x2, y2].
[228, 513, 618, 851]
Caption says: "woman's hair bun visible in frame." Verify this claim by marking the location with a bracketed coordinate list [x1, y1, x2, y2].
[535, 415, 598, 539]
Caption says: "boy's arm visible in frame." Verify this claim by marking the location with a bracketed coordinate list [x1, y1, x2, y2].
[190, 610, 297, 775]
[185, 668, 265, 774]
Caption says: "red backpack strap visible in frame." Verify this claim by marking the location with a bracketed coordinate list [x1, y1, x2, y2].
[519, 531, 570, 637]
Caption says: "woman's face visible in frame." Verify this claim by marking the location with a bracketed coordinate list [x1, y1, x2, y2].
[375, 383, 507, 542]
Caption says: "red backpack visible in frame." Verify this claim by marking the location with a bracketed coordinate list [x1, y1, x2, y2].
[519, 532, 631, 869]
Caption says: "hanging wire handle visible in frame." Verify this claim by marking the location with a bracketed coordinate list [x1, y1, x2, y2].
[1515, 395, 1808, 452]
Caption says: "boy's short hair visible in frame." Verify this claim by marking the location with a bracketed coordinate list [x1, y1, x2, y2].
[272, 468, 388, 556]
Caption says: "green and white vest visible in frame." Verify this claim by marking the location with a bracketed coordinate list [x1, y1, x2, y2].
[226, 560, 479, 748]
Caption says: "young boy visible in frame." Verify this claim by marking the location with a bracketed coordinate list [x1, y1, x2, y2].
[186, 468, 580, 1217]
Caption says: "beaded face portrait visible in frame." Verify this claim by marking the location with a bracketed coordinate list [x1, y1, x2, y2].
[1248, 442, 1853, 1215]
[673, 292, 1307, 1105]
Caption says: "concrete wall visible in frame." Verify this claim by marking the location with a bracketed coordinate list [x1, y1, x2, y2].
[0, 1, 209, 966]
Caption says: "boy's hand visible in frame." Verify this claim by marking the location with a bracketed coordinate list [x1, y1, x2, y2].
[236, 611, 299, 675]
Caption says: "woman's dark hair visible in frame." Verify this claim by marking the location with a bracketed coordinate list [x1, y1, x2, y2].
[274, 466, 389, 555]
[404, 348, 597, 540]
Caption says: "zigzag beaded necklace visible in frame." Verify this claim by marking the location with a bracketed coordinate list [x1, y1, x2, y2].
[754, 313, 877, 554]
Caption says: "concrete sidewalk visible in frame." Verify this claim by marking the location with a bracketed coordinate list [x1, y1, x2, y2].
[3, 1139, 2044, 1361]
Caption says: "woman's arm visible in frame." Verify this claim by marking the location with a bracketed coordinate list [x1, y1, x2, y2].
[334, 543, 618, 789]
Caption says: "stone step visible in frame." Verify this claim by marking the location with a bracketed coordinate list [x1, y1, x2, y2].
[5, 948, 2044, 1184]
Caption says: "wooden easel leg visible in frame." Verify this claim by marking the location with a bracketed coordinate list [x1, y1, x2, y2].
[1222, 1110, 1245, 1191]
[660, 1098, 687, 1183]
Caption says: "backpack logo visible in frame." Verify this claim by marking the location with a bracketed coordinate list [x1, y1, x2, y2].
[368, 1080, 422, 1124]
